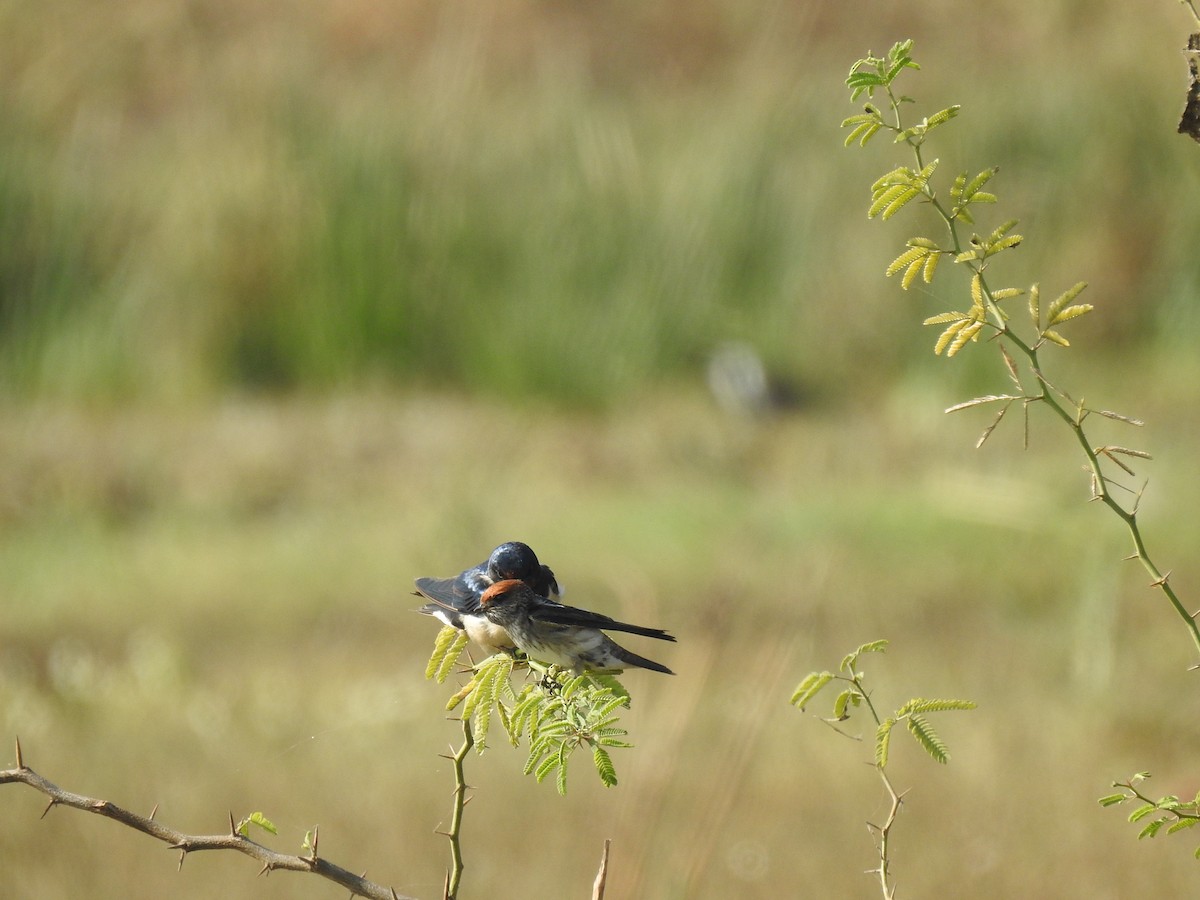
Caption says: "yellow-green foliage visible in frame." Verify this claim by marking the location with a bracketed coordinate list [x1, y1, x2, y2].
[428, 636, 634, 794]
[792, 640, 975, 770]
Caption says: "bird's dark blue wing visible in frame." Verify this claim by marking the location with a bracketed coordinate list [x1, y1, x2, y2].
[529, 601, 675, 642]
[414, 575, 484, 611]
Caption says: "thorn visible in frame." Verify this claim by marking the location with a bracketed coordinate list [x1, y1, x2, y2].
[1122, 554, 1138, 561]
[1150, 571, 1171, 588]
[257, 862, 270, 878]
[229, 811, 239, 837]
[177, 848, 187, 871]
[40, 798, 57, 819]
[149, 803, 159, 820]
[310, 823, 320, 859]
[442, 871, 451, 900]
[14, 736, 24, 769]
[437, 754, 454, 761]
[393, 889, 401, 900]
[434, 829, 452, 838]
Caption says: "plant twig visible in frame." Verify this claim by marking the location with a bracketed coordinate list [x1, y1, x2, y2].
[865, 767, 903, 900]
[849, 41, 1200, 664]
[440, 718, 474, 900]
[847, 668, 900, 900]
[0, 737, 413, 900]
[592, 838, 612, 900]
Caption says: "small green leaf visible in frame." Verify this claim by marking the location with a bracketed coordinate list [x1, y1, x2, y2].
[902, 698, 978, 714]
[926, 105, 960, 127]
[1045, 281, 1088, 323]
[593, 745, 618, 787]
[990, 287, 1024, 302]
[426, 627, 470, 683]
[1098, 793, 1130, 807]
[906, 713, 950, 764]
[934, 319, 968, 355]
[886, 245, 927, 277]
[946, 320, 984, 357]
[237, 811, 278, 837]
[533, 753, 559, 785]
[879, 186, 921, 220]
[555, 744, 571, 796]
[875, 718, 895, 768]
[924, 311, 966, 326]
[1138, 819, 1166, 839]
[791, 671, 835, 710]
[1129, 803, 1159, 823]
[844, 121, 882, 147]
[833, 688, 858, 720]
[1048, 303, 1094, 326]
[963, 166, 999, 198]
[1040, 329, 1070, 347]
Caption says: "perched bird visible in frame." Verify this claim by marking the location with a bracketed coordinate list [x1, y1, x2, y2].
[476, 579, 675, 675]
[414, 541, 561, 654]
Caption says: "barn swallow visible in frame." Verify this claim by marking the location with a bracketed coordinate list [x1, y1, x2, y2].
[414, 541, 561, 654]
[476, 579, 675, 675]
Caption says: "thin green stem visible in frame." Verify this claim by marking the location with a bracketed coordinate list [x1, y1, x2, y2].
[1033, 382, 1200, 657]
[845, 672, 897, 900]
[869, 766, 902, 900]
[882, 81, 1200, 664]
[443, 718, 474, 900]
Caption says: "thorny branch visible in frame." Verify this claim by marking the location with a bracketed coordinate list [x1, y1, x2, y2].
[0, 738, 414, 900]
[439, 718, 474, 900]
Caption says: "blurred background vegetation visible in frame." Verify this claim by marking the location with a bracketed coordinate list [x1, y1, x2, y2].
[3, 1, 1200, 897]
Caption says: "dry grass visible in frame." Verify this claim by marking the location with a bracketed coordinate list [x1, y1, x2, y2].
[3, 381, 1200, 898]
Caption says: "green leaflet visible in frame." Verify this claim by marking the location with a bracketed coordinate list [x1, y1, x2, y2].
[906, 713, 949, 764]
[426, 626, 469, 683]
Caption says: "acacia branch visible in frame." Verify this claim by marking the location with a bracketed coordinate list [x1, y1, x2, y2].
[0, 738, 415, 900]
[439, 718, 474, 900]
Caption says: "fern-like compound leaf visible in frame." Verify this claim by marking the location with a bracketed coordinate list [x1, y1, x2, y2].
[906, 713, 949, 764]
[1166, 818, 1200, 835]
[1041, 329, 1070, 347]
[791, 671, 834, 710]
[903, 698, 978, 714]
[934, 319, 968, 356]
[946, 320, 983, 357]
[922, 250, 940, 283]
[555, 745, 571, 796]
[426, 627, 470, 683]
[1045, 281, 1088, 323]
[990, 287, 1024, 302]
[924, 311, 966, 326]
[875, 718, 895, 768]
[1049, 303, 1093, 326]
[886, 244, 927, 277]
[593, 746, 618, 788]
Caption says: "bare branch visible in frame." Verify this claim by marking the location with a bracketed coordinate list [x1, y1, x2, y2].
[0, 746, 415, 900]
[592, 839, 612, 900]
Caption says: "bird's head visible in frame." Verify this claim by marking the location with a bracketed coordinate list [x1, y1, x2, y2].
[486, 542, 540, 581]
[479, 578, 533, 608]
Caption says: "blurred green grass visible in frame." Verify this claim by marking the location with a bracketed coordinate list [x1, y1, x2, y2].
[4, 383, 1200, 898]
[1, 1, 1197, 404]
[4, 1, 1200, 898]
